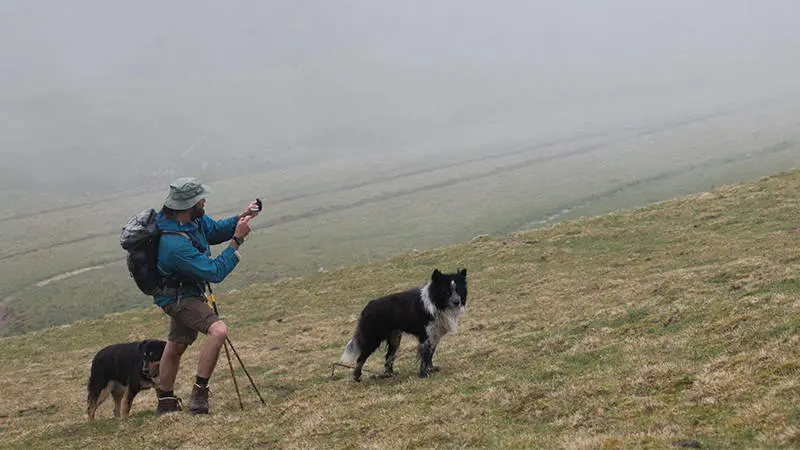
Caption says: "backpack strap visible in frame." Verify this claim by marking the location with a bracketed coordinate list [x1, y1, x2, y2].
[161, 230, 207, 253]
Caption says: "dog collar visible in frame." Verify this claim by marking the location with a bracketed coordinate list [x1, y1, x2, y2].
[141, 360, 154, 379]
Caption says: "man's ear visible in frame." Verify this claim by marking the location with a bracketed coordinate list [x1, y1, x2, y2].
[459, 268, 467, 277]
[431, 269, 442, 282]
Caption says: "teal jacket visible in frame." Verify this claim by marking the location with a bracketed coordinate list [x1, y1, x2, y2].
[153, 212, 240, 307]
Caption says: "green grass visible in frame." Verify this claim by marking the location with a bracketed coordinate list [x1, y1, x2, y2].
[0, 170, 799, 448]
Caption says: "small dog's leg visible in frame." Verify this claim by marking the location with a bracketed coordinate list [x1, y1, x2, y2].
[111, 383, 125, 418]
[87, 384, 110, 422]
[122, 386, 139, 418]
[117, 386, 131, 419]
[88, 384, 112, 421]
[86, 400, 97, 422]
[381, 331, 402, 378]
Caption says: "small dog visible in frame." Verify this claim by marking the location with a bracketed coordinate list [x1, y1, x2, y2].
[341, 268, 468, 381]
[87, 339, 166, 421]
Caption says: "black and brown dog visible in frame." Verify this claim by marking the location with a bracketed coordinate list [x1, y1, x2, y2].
[87, 339, 166, 421]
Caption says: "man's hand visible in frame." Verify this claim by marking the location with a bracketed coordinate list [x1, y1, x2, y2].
[240, 200, 262, 219]
[234, 216, 251, 240]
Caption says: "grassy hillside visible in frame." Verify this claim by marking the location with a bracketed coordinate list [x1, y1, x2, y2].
[0, 170, 798, 448]
[3, 96, 800, 336]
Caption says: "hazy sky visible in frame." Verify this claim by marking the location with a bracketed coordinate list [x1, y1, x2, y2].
[1, 1, 799, 193]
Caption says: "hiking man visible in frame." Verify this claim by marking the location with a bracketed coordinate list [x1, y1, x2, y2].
[153, 177, 259, 415]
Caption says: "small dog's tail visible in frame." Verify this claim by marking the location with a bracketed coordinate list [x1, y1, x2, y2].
[341, 337, 361, 363]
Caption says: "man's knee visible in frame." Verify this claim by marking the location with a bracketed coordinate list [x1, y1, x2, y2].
[208, 321, 228, 340]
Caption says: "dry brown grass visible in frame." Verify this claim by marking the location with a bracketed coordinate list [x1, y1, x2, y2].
[0, 170, 799, 449]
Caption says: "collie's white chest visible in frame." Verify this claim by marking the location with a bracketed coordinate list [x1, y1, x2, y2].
[426, 307, 464, 345]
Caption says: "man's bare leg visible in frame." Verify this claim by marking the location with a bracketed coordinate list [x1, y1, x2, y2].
[158, 340, 187, 392]
[197, 321, 228, 378]
[156, 340, 187, 414]
[188, 321, 228, 414]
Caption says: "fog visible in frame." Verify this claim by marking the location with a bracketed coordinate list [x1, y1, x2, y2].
[1, 0, 799, 195]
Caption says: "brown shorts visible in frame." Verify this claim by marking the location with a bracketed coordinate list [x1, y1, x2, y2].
[161, 296, 220, 345]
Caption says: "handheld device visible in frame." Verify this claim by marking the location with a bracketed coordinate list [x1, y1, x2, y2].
[249, 198, 262, 213]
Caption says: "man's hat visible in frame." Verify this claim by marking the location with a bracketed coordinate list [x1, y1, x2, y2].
[163, 177, 211, 210]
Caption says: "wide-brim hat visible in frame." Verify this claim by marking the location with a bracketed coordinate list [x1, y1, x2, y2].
[163, 177, 211, 210]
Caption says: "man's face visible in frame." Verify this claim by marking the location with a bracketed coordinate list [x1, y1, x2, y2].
[190, 198, 206, 219]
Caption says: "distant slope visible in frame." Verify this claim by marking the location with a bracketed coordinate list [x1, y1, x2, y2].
[0, 170, 798, 448]
[4, 93, 800, 336]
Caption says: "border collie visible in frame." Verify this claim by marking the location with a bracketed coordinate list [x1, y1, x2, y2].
[341, 268, 467, 381]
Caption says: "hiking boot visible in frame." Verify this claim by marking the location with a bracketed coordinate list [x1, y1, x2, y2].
[188, 384, 211, 414]
[156, 396, 183, 415]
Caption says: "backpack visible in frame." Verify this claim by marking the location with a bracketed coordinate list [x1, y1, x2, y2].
[120, 209, 207, 296]
[120, 209, 169, 295]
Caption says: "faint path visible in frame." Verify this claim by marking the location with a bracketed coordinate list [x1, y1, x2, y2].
[33, 265, 106, 288]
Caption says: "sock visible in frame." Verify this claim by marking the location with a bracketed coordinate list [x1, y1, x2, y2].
[195, 376, 210, 386]
[158, 390, 174, 399]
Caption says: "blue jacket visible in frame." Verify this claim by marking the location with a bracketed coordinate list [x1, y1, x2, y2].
[153, 212, 240, 307]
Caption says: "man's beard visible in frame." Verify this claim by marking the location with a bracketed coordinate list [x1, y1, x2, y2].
[190, 204, 205, 220]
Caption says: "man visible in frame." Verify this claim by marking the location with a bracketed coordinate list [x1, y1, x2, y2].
[153, 177, 259, 415]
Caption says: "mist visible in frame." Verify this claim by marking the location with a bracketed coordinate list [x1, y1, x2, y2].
[1, 0, 799, 195]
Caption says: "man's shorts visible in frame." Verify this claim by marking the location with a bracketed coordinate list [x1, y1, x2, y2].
[161, 296, 220, 345]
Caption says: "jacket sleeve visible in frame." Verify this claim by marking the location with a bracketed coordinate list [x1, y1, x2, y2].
[164, 236, 240, 283]
[202, 215, 239, 245]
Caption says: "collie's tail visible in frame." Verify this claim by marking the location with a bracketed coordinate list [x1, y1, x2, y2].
[341, 338, 361, 363]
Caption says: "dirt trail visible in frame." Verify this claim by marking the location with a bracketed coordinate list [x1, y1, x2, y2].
[33, 265, 105, 288]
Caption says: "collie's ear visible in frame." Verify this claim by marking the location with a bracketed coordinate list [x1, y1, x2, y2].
[459, 268, 467, 277]
[432, 269, 442, 281]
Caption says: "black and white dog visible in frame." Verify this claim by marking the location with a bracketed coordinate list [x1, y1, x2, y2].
[87, 339, 166, 421]
[341, 268, 468, 381]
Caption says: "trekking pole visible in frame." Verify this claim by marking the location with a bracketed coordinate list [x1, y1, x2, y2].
[223, 341, 244, 410]
[206, 282, 267, 406]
